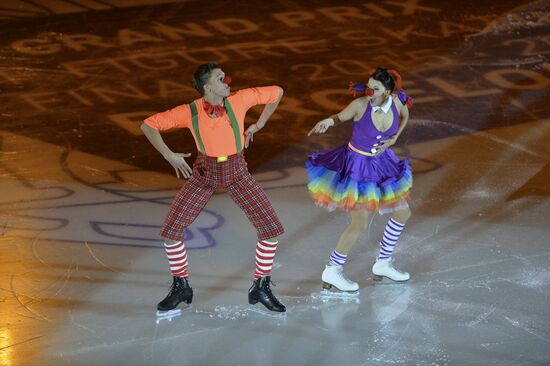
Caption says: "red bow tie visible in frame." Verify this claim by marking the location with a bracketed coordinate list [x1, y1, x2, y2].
[203, 99, 226, 118]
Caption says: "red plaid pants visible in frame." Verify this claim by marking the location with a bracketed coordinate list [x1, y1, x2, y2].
[160, 153, 284, 241]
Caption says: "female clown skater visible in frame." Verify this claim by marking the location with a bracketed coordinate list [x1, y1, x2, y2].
[307, 67, 414, 292]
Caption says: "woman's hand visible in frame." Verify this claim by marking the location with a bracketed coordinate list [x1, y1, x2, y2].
[371, 136, 398, 155]
[307, 118, 334, 136]
[379, 135, 397, 149]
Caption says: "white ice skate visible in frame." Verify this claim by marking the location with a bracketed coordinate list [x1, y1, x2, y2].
[321, 265, 359, 292]
[372, 257, 410, 282]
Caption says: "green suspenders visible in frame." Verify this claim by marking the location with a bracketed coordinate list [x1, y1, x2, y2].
[189, 101, 205, 155]
[190, 99, 242, 156]
[224, 99, 242, 152]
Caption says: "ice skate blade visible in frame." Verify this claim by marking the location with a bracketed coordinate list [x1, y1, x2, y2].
[155, 304, 192, 324]
[372, 274, 410, 283]
[322, 281, 359, 292]
[319, 289, 359, 298]
[156, 309, 181, 324]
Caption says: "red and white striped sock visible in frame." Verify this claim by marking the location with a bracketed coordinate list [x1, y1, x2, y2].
[164, 241, 189, 278]
[254, 240, 278, 280]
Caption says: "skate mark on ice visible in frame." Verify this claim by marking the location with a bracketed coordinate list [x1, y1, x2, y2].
[0, 335, 44, 352]
[9, 274, 51, 322]
[422, 252, 550, 277]
[504, 316, 550, 343]
[367, 322, 412, 364]
[464, 305, 496, 327]
[247, 306, 287, 319]
[411, 119, 549, 159]
[84, 241, 121, 273]
[191, 304, 283, 320]
[209, 305, 253, 320]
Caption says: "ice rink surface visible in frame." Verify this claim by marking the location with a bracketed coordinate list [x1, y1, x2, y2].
[0, 0, 549, 365]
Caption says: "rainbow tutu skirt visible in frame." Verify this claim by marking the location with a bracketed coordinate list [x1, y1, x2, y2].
[306, 144, 412, 212]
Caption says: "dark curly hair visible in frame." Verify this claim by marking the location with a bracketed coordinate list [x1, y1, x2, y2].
[192, 63, 220, 94]
[370, 67, 395, 93]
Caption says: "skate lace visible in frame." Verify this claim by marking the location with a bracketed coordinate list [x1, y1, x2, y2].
[262, 280, 282, 305]
[167, 279, 188, 295]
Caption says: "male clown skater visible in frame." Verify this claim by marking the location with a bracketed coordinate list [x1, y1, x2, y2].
[141, 63, 286, 312]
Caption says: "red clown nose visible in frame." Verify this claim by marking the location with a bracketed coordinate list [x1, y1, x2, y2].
[223, 76, 232, 85]
[365, 88, 374, 96]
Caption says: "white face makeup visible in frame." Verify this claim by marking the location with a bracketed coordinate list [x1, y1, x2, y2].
[367, 78, 388, 106]
[205, 68, 231, 98]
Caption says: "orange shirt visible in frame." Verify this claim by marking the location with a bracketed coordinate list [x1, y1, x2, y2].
[144, 86, 281, 157]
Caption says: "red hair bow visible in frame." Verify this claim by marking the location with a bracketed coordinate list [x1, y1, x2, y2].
[388, 69, 404, 91]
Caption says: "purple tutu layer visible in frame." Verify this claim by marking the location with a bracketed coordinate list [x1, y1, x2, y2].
[309, 144, 410, 186]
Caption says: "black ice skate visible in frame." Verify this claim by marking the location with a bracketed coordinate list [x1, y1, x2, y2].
[248, 276, 286, 312]
[157, 276, 193, 311]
